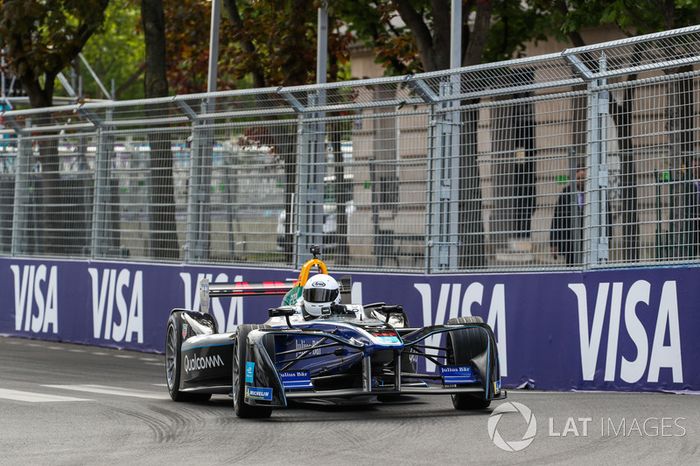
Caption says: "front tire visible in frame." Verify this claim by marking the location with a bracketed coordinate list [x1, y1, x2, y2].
[447, 316, 491, 410]
[232, 324, 272, 419]
[165, 315, 211, 402]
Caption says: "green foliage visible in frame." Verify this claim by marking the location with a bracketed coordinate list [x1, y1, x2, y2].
[335, 0, 421, 75]
[164, 0, 234, 94]
[0, 0, 109, 106]
[340, 0, 547, 75]
[156, 0, 352, 94]
[81, 0, 144, 100]
[532, 0, 700, 43]
[223, 0, 352, 87]
[484, 0, 549, 62]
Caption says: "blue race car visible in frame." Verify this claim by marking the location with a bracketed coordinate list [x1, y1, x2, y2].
[165, 249, 505, 418]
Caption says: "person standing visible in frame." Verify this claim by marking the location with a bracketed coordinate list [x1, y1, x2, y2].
[685, 157, 700, 257]
[550, 166, 586, 266]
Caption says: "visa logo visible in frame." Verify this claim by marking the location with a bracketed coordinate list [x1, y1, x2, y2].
[414, 282, 507, 375]
[570, 280, 683, 384]
[88, 268, 143, 343]
[180, 272, 243, 332]
[10, 264, 59, 334]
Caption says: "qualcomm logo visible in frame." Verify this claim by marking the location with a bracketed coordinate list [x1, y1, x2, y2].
[184, 354, 224, 372]
[487, 401, 537, 452]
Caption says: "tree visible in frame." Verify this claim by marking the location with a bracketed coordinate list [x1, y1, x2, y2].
[536, 0, 700, 261]
[81, 0, 145, 100]
[162, 0, 247, 94]
[142, 0, 179, 259]
[342, 1, 545, 268]
[0, 0, 109, 107]
[341, 1, 545, 74]
[0, 0, 108, 254]
[221, 0, 352, 262]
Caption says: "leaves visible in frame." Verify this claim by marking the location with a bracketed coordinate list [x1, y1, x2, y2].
[0, 0, 109, 106]
[532, 0, 700, 43]
[341, 0, 548, 74]
[157, 0, 353, 94]
[81, 0, 144, 99]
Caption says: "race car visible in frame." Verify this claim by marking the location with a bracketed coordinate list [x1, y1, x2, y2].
[164, 247, 505, 418]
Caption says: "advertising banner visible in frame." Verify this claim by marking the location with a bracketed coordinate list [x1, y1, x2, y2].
[1, 257, 698, 392]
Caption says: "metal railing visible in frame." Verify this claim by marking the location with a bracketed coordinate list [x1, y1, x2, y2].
[2, 25, 700, 272]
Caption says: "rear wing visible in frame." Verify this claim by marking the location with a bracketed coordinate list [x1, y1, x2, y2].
[198, 275, 353, 314]
[197, 247, 351, 314]
[199, 279, 294, 313]
[205, 281, 293, 298]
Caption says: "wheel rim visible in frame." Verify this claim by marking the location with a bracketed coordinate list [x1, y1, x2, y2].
[165, 324, 177, 389]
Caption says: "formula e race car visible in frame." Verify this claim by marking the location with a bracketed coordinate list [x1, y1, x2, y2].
[164, 248, 505, 418]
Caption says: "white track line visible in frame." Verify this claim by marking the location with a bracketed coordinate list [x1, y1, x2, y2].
[0, 388, 91, 403]
[43, 384, 167, 400]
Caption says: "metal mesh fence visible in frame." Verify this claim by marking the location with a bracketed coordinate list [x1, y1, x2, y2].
[1, 25, 700, 272]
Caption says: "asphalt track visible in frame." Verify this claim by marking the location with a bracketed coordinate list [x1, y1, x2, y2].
[0, 336, 698, 465]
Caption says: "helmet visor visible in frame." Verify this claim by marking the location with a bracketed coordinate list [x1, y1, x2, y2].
[303, 288, 339, 303]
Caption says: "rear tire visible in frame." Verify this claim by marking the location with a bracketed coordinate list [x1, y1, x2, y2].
[232, 324, 273, 419]
[165, 315, 211, 402]
[447, 316, 491, 410]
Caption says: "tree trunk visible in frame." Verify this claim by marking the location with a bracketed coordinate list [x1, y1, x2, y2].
[142, 0, 179, 259]
[611, 85, 639, 261]
[490, 69, 536, 244]
[25, 80, 64, 255]
[455, 1, 493, 267]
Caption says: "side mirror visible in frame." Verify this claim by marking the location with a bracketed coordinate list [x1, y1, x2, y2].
[330, 303, 354, 315]
[268, 306, 296, 318]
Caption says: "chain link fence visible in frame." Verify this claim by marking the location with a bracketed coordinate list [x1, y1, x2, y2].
[1, 26, 700, 272]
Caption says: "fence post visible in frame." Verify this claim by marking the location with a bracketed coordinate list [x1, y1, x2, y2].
[426, 104, 435, 273]
[91, 124, 107, 257]
[184, 99, 211, 263]
[88, 105, 114, 258]
[585, 52, 610, 267]
[11, 120, 30, 256]
[428, 79, 460, 271]
[293, 92, 325, 267]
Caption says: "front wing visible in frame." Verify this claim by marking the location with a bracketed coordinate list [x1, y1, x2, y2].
[241, 323, 506, 408]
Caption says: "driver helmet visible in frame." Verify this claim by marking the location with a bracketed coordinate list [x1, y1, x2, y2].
[302, 274, 340, 318]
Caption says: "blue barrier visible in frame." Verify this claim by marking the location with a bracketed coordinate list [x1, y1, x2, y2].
[1, 257, 698, 392]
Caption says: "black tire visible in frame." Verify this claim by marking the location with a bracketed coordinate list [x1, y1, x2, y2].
[165, 315, 212, 402]
[447, 316, 491, 410]
[232, 324, 272, 419]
